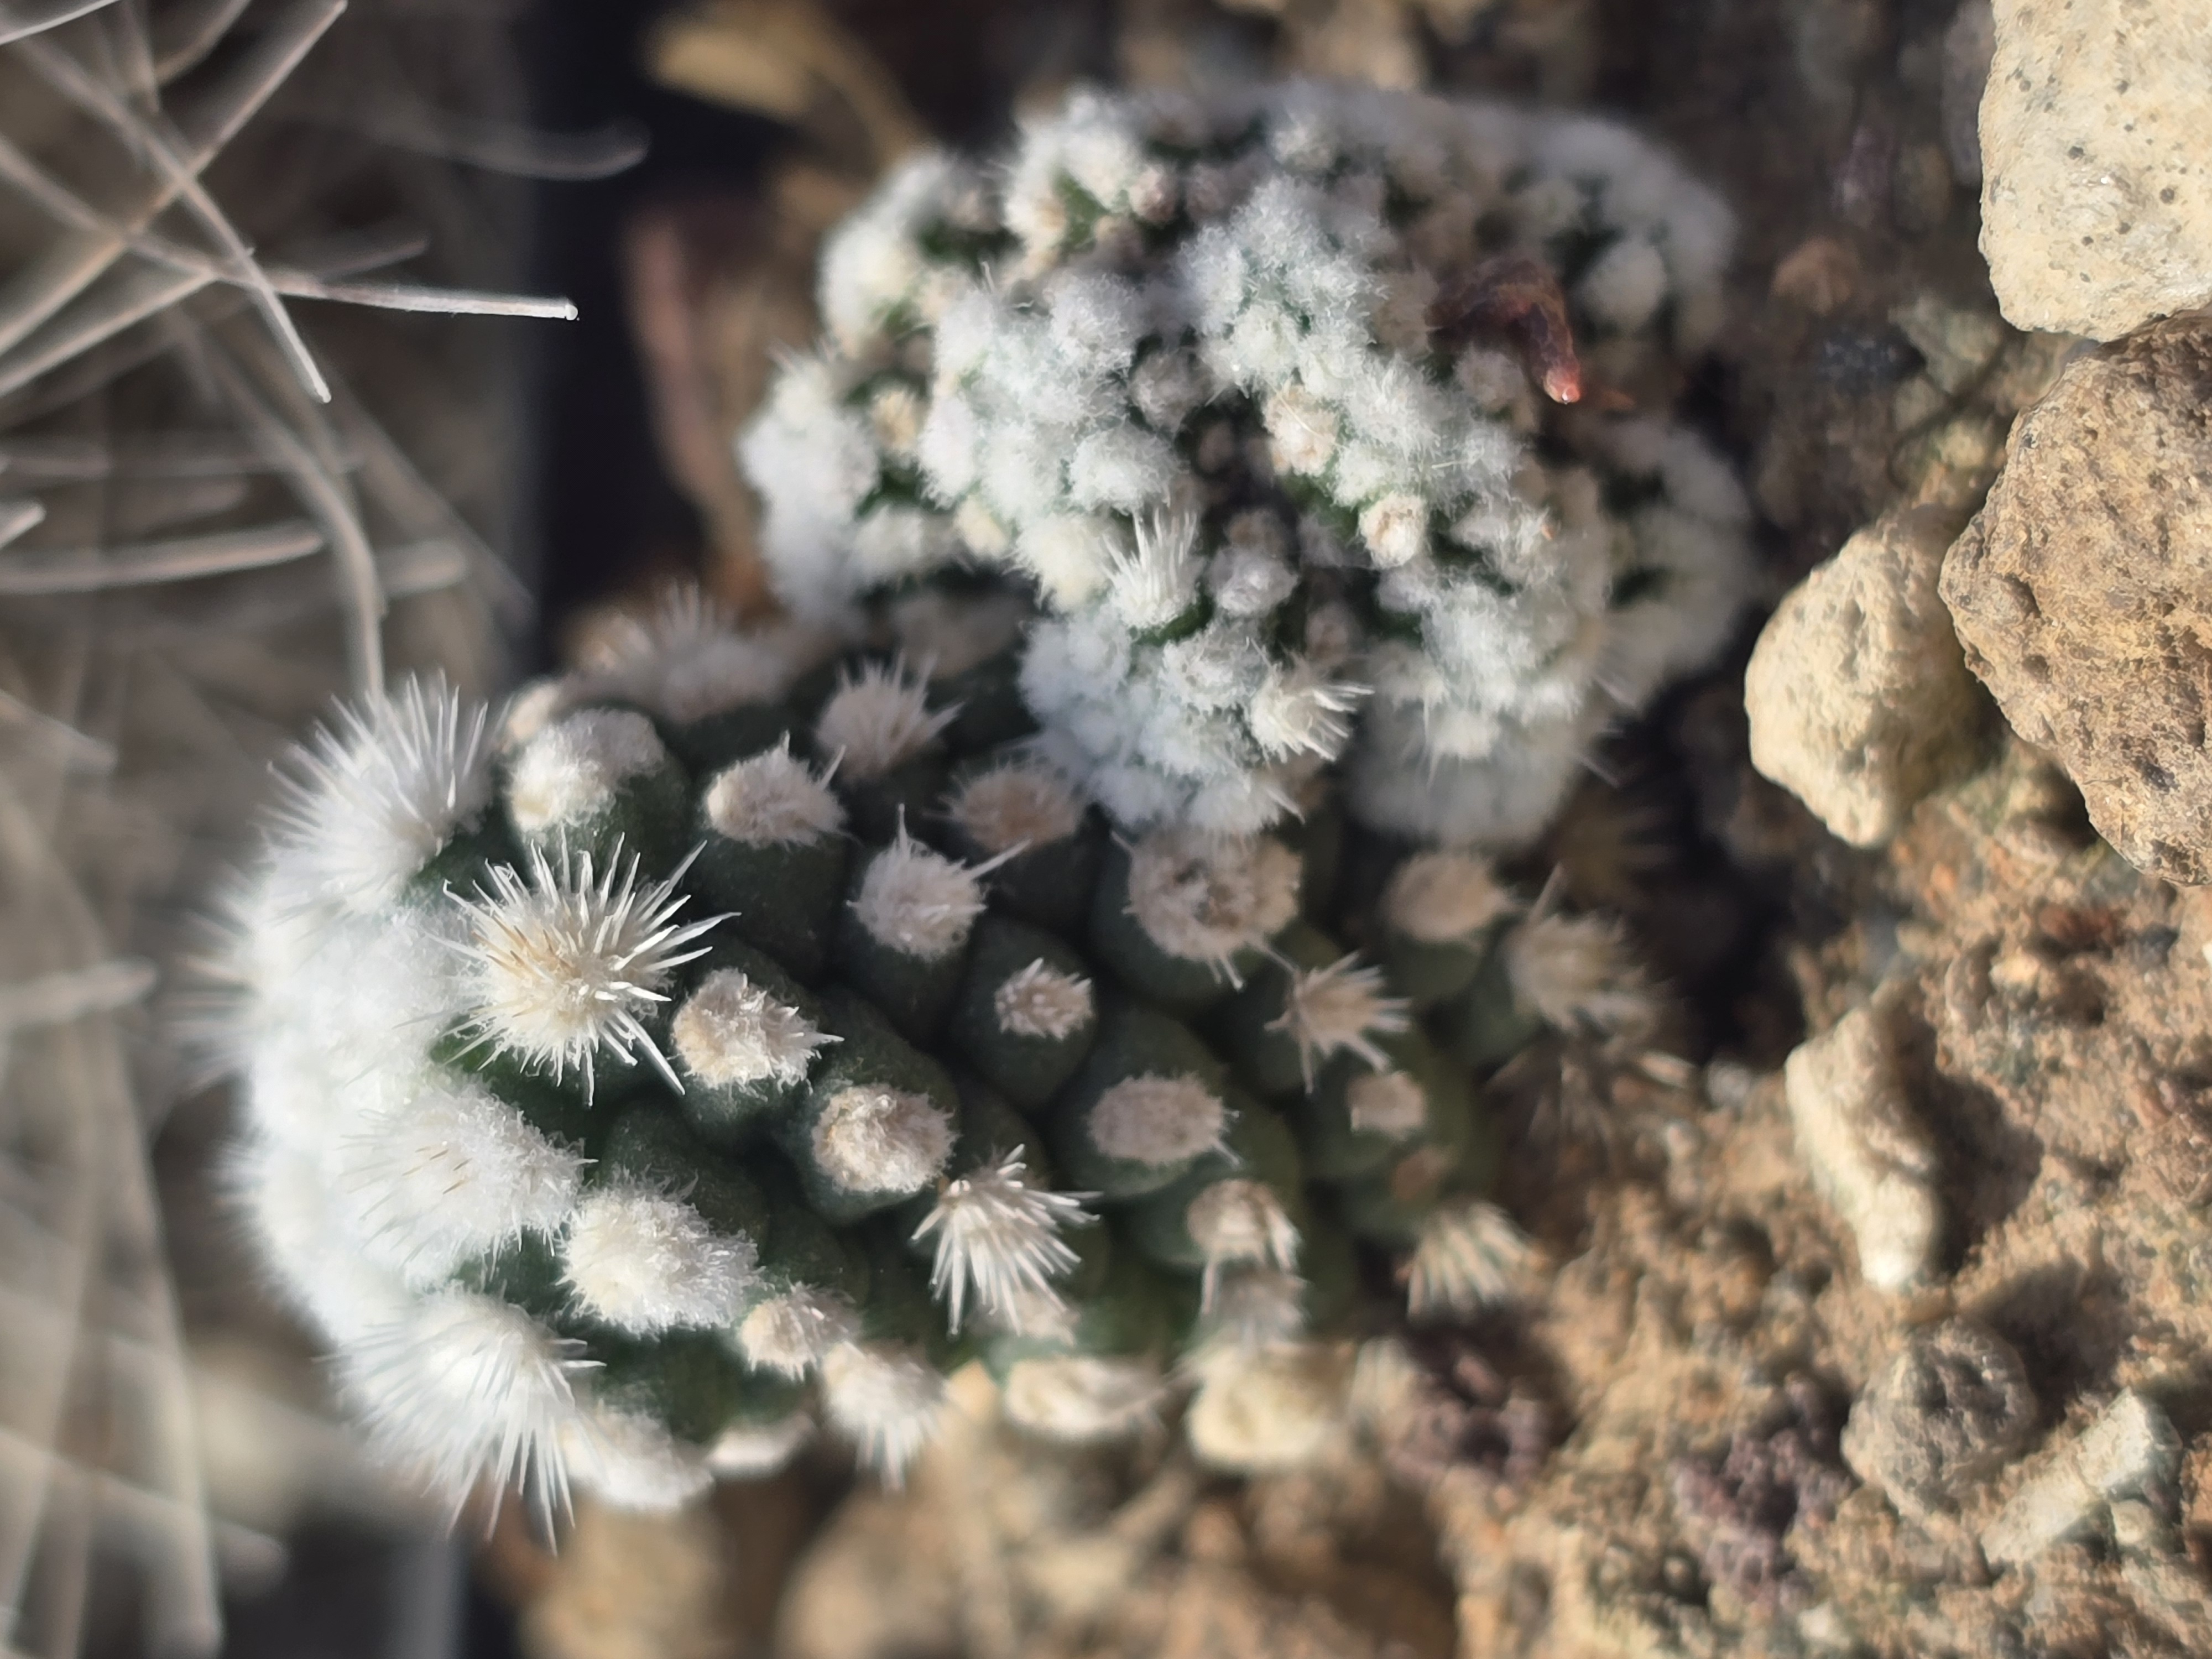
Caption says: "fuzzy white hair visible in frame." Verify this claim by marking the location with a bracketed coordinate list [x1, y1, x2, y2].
[1406, 1199, 1538, 1321]
[992, 959, 1094, 1041]
[1503, 906, 1658, 1041]
[820, 1340, 946, 1486]
[671, 969, 836, 1090]
[1001, 1355, 1167, 1444]
[851, 831, 989, 959]
[560, 1186, 760, 1334]
[811, 1084, 956, 1196]
[229, 1136, 414, 1344]
[912, 1150, 1092, 1333]
[560, 1405, 713, 1512]
[1186, 1178, 1300, 1312]
[338, 1291, 589, 1522]
[1383, 851, 1516, 943]
[948, 762, 1083, 854]
[1267, 954, 1412, 1086]
[1089, 1074, 1228, 1167]
[340, 1082, 583, 1284]
[737, 1286, 862, 1379]
[703, 739, 846, 847]
[1347, 1070, 1428, 1140]
[1248, 659, 1365, 761]
[267, 676, 493, 915]
[506, 709, 667, 837]
[451, 843, 720, 1098]
[815, 658, 958, 780]
[1123, 828, 1301, 980]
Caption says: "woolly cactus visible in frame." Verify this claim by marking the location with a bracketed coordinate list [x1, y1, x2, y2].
[740, 81, 1749, 845]
[212, 628, 1664, 1512]
[212, 79, 1738, 1519]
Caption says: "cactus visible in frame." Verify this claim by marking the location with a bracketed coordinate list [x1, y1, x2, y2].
[212, 79, 1737, 1518]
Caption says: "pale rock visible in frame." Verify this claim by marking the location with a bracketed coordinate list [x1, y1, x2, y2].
[1747, 508, 1984, 849]
[1979, 0, 2212, 340]
[1783, 1000, 1942, 1290]
[1841, 1320, 2035, 1522]
[1981, 1389, 2180, 1568]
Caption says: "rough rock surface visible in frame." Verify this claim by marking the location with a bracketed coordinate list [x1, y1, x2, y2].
[1782, 997, 1944, 1289]
[1839, 1319, 2036, 1521]
[1941, 315, 2212, 884]
[1746, 507, 1986, 848]
[1979, 0, 2212, 340]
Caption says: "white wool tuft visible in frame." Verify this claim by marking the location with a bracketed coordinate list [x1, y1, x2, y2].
[1186, 1178, 1300, 1312]
[1089, 1074, 1227, 1167]
[812, 1084, 956, 1195]
[506, 709, 667, 837]
[1383, 851, 1516, 943]
[338, 1291, 587, 1522]
[672, 969, 836, 1089]
[561, 1405, 713, 1512]
[1267, 954, 1412, 1086]
[1504, 908, 1658, 1040]
[737, 1286, 862, 1379]
[452, 844, 720, 1098]
[1103, 507, 1203, 632]
[1406, 1199, 1539, 1321]
[1248, 660, 1365, 760]
[820, 1340, 946, 1486]
[1357, 492, 1430, 568]
[705, 1413, 818, 1478]
[948, 762, 1084, 854]
[560, 1187, 759, 1334]
[1347, 1070, 1428, 1140]
[342, 1083, 583, 1282]
[703, 740, 846, 847]
[1001, 1355, 1167, 1444]
[993, 958, 1094, 1041]
[1124, 828, 1301, 978]
[815, 659, 957, 779]
[268, 676, 494, 914]
[913, 1150, 1092, 1332]
[851, 832, 988, 959]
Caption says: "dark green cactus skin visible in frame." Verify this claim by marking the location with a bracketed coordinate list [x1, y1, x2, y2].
[436, 651, 1530, 1459]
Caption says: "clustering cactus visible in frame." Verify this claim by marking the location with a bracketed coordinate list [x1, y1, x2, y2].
[212, 79, 1743, 1518]
[741, 80, 1748, 846]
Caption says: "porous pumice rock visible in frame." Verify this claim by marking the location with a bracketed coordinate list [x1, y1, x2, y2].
[1940, 315, 2212, 884]
[1840, 1319, 2036, 1524]
[1782, 999, 1942, 1291]
[1981, 1389, 2181, 1569]
[1978, 0, 2212, 339]
[1745, 507, 1985, 847]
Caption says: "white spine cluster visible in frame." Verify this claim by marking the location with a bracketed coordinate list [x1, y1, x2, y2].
[1407, 1199, 1540, 1321]
[914, 1151, 1092, 1333]
[1268, 954, 1413, 1085]
[740, 82, 1749, 846]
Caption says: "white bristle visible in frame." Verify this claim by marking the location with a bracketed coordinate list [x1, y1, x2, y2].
[812, 1084, 956, 1196]
[671, 968, 836, 1089]
[851, 831, 988, 959]
[736, 1286, 862, 1379]
[560, 1187, 759, 1334]
[1503, 909, 1658, 1040]
[948, 761, 1084, 854]
[561, 1406, 713, 1512]
[1406, 1199, 1538, 1321]
[815, 658, 957, 779]
[1248, 660, 1364, 761]
[505, 708, 667, 837]
[1186, 1179, 1301, 1312]
[451, 843, 720, 1098]
[703, 739, 846, 847]
[913, 1150, 1092, 1333]
[820, 1340, 947, 1487]
[1124, 827, 1301, 979]
[267, 676, 493, 914]
[1103, 507, 1203, 631]
[993, 958, 1095, 1040]
[1089, 1074, 1228, 1167]
[1267, 953, 1412, 1086]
